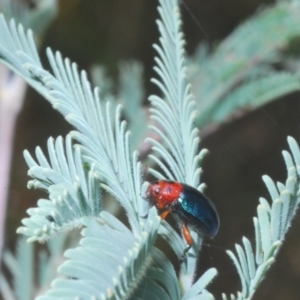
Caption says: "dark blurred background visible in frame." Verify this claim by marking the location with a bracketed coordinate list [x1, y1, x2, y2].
[6, 0, 300, 299]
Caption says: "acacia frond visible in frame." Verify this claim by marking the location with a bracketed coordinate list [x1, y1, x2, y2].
[118, 62, 147, 149]
[188, 1, 300, 128]
[0, 14, 145, 233]
[17, 135, 102, 242]
[0, 7, 184, 299]
[147, 0, 216, 292]
[148, 0, 208, 188]
[0, 236, 69, 300]
[201, 73, 300, 125]
[223, 137, 300, 300]
[36, 210, 178, 300]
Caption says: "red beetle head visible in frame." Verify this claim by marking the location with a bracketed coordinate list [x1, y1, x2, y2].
[146, 181, 161, 205]
[146, 180, 183, 210]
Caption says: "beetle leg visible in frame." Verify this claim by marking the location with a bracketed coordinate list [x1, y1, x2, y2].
[179, 223, 192, 263]
[160, 210, 171, 220]
[182, 222, 192, 245]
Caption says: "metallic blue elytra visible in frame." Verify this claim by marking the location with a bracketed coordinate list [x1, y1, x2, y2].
[174, 184, 220, 238]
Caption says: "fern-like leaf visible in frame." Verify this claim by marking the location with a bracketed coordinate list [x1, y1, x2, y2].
[0, 235, 69, 299]
[118, 62, 147, 149]
[189, 1, 300, 128]
[0, 14, 145, 232]
[148, 0, 214, 290]
[0, 8, 184, 298]
[224, 136, 300, 299]
[35, 210, 179, 300]
[0, 1, 218, 297]
[201, 73, 300, 125]
[181, 268, 217, 300]
[17, 135, 101, 242]
[149, 0, 206, 186]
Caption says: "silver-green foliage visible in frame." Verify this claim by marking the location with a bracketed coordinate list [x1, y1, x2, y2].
[37, 211, 162, 300]
[118, 62, 147, 149]
[1, 0, 300, 299]
[1, 237, 33, 300]
[188, 0, 300, 129]
[91, 62, 147, 155]
[0, 0, 217, 299]
[0, 0, 58, 38]
[0, 9, 168, 300]
[0, 235, 67, 300]
[223, 136, 300, 300]
[18, 135, 102, 242]
[147, 0, 211, 285]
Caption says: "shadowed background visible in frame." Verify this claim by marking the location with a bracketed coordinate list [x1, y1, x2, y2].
[5, 0, 300, 299]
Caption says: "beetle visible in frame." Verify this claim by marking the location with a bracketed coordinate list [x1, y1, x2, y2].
[146, 180, 220, 260]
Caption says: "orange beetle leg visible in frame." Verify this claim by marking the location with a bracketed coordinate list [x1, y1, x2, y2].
[160, 210, 171, 220]
[182, 222, 192, 245]
[180, 223, 192, 263]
